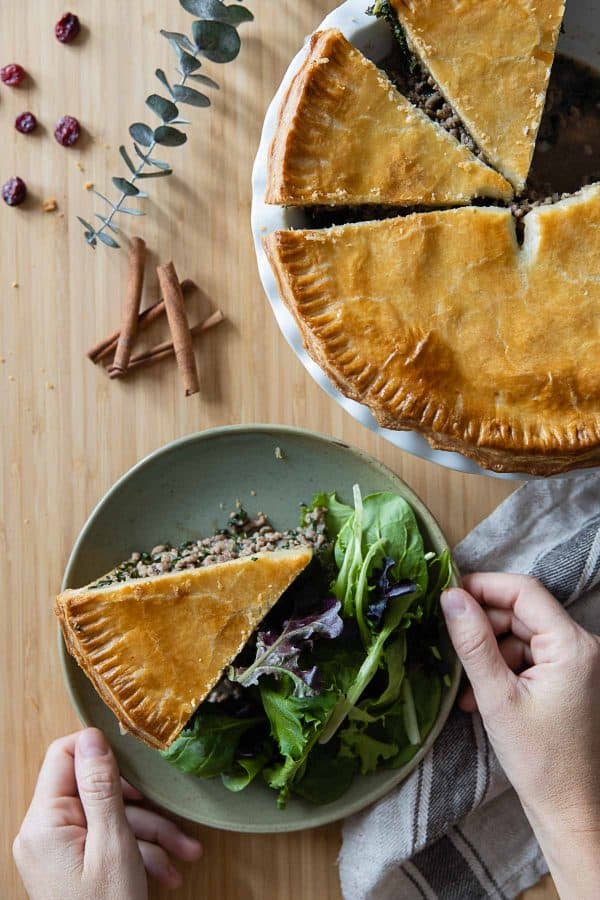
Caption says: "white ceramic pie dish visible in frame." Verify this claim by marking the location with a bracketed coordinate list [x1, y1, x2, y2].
[251, 0, 600, 481]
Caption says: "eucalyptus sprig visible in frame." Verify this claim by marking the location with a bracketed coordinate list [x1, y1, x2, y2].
[78, 0, 253, 249]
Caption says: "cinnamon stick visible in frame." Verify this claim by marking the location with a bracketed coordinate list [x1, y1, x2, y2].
[87, 278, 196, 363]
[123, 310, 224, 372]
[156, 261, 200, 396]
[110, 237, 147, 375]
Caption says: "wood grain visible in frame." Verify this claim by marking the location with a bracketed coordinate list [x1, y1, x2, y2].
[0, 2, 553, 898]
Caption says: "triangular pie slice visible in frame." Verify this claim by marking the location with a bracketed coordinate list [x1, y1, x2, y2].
[56, 547, 313, 750]
[266, 28, 512, 207]
[389, 0, 565, 191]
[264, 184, 600, 476]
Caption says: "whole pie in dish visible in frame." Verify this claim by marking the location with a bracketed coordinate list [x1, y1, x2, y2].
[266, 28, 512, 207]
[56, 547, 313, 749]
[389, 0, 566, 191]
[264, 185, 600, 475]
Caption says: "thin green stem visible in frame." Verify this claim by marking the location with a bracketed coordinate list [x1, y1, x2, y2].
[88, 68, 191, 245]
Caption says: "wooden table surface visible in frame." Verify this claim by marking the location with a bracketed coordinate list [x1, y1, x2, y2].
[0, 2, 557, 898]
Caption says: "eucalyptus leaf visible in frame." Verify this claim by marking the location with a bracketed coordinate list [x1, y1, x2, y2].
[172, 84, 210, 107]
[120, 207, 147, 216]
[188, 72, 220, 89]
[135, 169, 173, 178]
[77, 216, 95, 233]
[181, 0, 253, 25]
[119, 145, 136, 174]
[160, 29, 196, 54]
[91, 188, 116, 207]
[129, 122, 155, 146]
[133, 143, 148, 163]
[223, 4, 254, 25]
[181, 0, 228, 21]
[97, 231, 120, 248]
[192, 20, 241, 63]
[112, 176, 140, 196]
[155, 68, 174, 98]
[153, 125, 188, 147]
[147, 157, 171, 170]
[146, 93, 179, 123]
[94, 213, 120, 234]
[178, 50, 202, 74]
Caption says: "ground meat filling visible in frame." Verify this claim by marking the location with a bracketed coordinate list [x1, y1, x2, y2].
[383, 56, 483, 159]
[381, 46, 600, 220]
[91, 506, 329, 587]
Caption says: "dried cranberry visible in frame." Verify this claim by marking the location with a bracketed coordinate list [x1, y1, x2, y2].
[55, 12, 81, 43]
[54, 115, 81, 147]
[2, 177, 27, 207]
[1, 63, 26, 87]
[15, 112, 38, 134]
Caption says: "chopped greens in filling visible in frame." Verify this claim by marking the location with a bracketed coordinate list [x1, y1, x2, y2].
[368, 0, 418, 74]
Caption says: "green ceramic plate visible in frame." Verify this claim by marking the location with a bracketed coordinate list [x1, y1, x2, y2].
[60, 425, 460, 832]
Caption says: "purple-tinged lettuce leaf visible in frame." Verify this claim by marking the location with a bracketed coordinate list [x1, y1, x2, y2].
[231, 599, 343, 698]
[366, 557, 416, 627]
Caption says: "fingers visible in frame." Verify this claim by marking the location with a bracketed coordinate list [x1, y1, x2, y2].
[121, 779, 144, 802]
[137, 840, 183, 890]
[31, 732, 82, 804]
[462, 573, 572, 636]
[74, 729, 129, 851]
[486, 608, 534, 643]
[441, 588, 518, 716]
[125, 806, 202, 862]
[458, 634, 533, 712]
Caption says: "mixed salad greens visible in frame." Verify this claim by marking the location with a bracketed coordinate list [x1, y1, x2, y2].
[161, 487, 455, 808]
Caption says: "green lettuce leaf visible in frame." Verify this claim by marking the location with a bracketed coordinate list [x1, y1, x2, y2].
[338, 664, 443, 774]
[160, 710, 263, 778]
[307, 492, 353, 539]
[292, 742, 358, 803]
[339, 728, 399, 775]
[260, 677, 337, 807]
[221, 742, 273, 792]
[333, 489, 428, 632]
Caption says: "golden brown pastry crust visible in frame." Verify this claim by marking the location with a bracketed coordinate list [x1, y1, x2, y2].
[56, 547, 313, 750]
[264, 185, 600, 476]
[266, 29, 512, 207]
[390, 0, 565, 191]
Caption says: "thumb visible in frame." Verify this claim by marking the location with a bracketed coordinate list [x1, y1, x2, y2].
[441, 588, 518, 716]
[75, 729, 129, 848]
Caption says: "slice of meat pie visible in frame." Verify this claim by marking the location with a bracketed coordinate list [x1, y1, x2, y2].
[56, 547, 313, 750]
[266, 28, 512, 207]
[389, 0, 566, 191]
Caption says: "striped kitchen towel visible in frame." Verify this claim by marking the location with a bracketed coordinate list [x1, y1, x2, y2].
[339, 474, 600, 900]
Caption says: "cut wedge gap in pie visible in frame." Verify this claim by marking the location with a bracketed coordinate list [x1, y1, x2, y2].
[388, 0, 566, 192]
[266, 28, 513, 208]
[264, 184, 600, 476]
[56, 547, 313, 750]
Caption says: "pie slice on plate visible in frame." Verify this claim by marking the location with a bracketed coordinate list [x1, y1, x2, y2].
[266, 28, 512, 207]
[389, 0, 565, 191]
[264, 184, 600, 476]
[55, 547, 313, 750]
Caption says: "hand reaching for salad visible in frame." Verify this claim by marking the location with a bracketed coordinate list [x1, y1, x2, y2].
[441, 574, 600, 900]
[13, 728, 202, 900]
